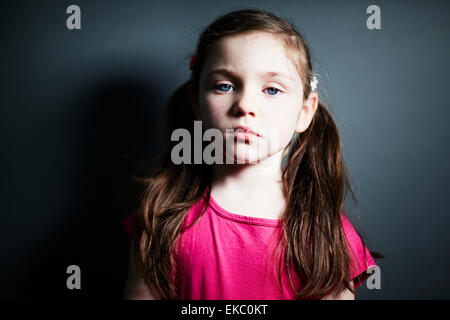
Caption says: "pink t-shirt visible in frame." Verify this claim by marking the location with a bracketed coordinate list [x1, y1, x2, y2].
[122, 191, 376, 299]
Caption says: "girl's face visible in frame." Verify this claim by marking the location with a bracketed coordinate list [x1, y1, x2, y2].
[197, 31, 317, 164]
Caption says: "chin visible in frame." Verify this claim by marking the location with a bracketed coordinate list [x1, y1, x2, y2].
[225, 147, 271, 165]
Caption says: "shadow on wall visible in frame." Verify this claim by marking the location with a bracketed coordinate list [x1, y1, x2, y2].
[9, 72, 165, 298]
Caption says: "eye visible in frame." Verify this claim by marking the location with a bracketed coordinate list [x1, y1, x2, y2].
[264, 87, 282, 96]
[214, 83, 234, 93]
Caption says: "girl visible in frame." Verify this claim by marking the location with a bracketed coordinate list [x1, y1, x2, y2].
[122, 8, 380, 300]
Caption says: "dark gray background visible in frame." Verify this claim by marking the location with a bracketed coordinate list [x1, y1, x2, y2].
[1, 0, 449, 299]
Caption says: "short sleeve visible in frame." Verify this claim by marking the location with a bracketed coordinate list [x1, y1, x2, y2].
[121, 210, 137, 240]
[340, 214, 377, 290]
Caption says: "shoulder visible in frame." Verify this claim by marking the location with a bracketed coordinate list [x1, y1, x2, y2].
[340, 213, 377, 289]
[121, 196, 205, 241]
[340, 214, 364, 248]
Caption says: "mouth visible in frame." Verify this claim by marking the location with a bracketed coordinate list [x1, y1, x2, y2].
[233, 125, 261, 137]
[232, 125, 261, 143]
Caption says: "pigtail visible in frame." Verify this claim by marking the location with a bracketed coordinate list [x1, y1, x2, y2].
[280, 100, 356, 299]
[132, 79, 212, 299]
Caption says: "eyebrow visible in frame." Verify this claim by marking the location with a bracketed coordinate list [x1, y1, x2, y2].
[206, 68, 295, 83]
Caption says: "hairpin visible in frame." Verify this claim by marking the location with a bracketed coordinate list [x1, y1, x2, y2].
[310, 75, 318, 92]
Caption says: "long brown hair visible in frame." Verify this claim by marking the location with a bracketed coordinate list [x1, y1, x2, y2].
[132, 8, 381, 300]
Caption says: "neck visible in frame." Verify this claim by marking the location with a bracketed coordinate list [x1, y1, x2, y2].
[210, 148, 285, 200]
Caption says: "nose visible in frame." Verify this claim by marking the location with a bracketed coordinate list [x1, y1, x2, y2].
[232, 87, 257, 117]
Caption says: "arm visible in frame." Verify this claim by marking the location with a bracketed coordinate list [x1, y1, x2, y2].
[321, 280, 355, 300]
[123, 241, 160, 300]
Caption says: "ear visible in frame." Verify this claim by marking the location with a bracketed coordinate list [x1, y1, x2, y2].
[295, 91, 319, 133]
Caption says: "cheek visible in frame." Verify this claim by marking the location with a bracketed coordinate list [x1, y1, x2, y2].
[200, 95, 230, 125]
[266, 107, 298, 129]
[265, 103, 301, 138]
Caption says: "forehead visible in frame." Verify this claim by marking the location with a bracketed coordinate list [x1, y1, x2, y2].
[203, 32, 302, 84]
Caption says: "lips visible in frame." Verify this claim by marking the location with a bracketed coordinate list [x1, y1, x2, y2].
[233, 125, 260, 137]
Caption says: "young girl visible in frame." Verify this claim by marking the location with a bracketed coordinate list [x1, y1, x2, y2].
[122, 8, 379, 300]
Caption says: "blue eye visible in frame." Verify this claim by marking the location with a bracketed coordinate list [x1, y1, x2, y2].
[215, 84, 233, 92]
[265, 87, 282, 96]
[213, 84, 282, 96]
